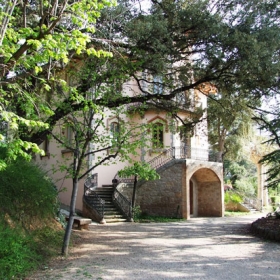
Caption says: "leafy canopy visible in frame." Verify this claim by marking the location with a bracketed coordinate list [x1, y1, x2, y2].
[118, 162, 160, 181]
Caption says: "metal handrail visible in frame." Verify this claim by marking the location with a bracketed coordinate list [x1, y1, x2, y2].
[84, 175, 104, 217]
[111, 145, 222, 218]
[114, 145, 222, 183]
[147, 147, 175, 170]
[113, 188, 132, 221]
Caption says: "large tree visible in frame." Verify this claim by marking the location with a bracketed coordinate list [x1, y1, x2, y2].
[253, 99, 280, 190]
[1, 0, 279, 153]
[1, 0, 280, 255]
[207, 92, 256, 162]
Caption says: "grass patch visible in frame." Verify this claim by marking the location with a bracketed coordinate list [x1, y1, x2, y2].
[0, 216, 65, 279]
[136, 214, 185, 223]
[224, 211, 251, 217]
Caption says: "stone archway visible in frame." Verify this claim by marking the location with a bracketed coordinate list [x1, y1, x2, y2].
[185, 162, 224, 219]
[190, 168, 223, 217]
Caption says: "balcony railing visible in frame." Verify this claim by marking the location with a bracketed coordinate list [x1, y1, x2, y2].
[114, 146, 222, 183]
[173, 146, 222, 163]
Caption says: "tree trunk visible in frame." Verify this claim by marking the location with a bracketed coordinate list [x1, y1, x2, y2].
[61, 149, 80, 256]
[61, 177, 79, 256]
[131, 175, 137, 211]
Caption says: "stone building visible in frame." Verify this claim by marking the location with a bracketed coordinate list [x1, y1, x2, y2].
[37, 71, 224, 222]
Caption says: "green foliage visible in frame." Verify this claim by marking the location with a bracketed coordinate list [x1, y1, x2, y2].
[0, 146, 64, 278]
[0, 220, 41, 279]
[270, 196, 280, 205]
[235, 177, 257, 197]
[224, 211, 250, 217]
[31, 226, 65, 258]
[224, 191, 243, 204]
[118, 162, 160, 181]
[0, 216, 64, 279]
[136, 213, 185, 223]
[0, 0, 114, 163]
[0, 147, 58, 229]
[208, 93, 256, 160]
[254, 100, 280, 189]
[132, 205, 142, 221]
[224, 159, 257, 195]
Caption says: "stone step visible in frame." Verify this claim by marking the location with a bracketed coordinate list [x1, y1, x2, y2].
[97, 195, 113, 200]
[105, 218, 127, 223]
[94, 190, 113, 194]
[105, 210, 122, 215]
[94, 195, 112, 199]
[241, 203, 259, 212]
[104, 214, 125, 219]
[102, 185, 114, 188]
[85, 185, 127, 223]
[103, 206, 118, 211]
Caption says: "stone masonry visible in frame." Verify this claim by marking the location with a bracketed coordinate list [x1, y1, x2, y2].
[116, 159, 223, 219]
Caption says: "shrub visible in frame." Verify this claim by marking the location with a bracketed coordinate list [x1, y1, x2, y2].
[0, 151, 58, 229]
[224, 191, 243, 204]
[235, 177, 257, 197]
[132, 205, 142, 221]
[0, 148, 64, 278]
[0, 216, 64, 279]
[0, 218, 42, 279]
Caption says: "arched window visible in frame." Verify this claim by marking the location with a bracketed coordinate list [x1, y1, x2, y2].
[153, 76, 163, 94]
[110, 122, 120, 140]
[152, 122, 164, 148]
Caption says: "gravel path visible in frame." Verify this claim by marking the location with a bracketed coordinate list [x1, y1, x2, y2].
[31, 213, 280, 280]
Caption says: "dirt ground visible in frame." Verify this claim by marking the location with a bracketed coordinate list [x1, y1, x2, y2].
[29, 213, 280, 280]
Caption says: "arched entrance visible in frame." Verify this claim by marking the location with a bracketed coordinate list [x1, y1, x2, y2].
[188, 167, 223, 218]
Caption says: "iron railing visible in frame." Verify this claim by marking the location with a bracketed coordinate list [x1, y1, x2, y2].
[112, 145, 222, 218]
[113, 188, 132, 221]
[147, 147, 175, 170]
[176, 146, 222, 163]
[114, 146, 222, 183]
[84, 174, 104, 217]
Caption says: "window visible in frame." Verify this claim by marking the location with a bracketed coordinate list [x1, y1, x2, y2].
[110, 122, 119, 138]
[66, 125, 73, 146]
[41, 136, 50, 158]
[61, 123, 74, 154]
[62, 124, 73, 147]
[152, 122, 164, 148]
[43, 137, 50, 153]
[140, 70, 148, 93]
[153, 76, 163, 94]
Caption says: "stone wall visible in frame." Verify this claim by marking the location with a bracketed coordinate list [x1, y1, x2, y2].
[225, 202, 250, 212]
[115, 159, 223, 219]
[197, 181, 222, 216]
[136, 161, 186, 218]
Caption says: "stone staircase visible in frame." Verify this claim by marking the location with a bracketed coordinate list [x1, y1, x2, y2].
[94, 185, 127, 223]
[241, 202, 259, 213]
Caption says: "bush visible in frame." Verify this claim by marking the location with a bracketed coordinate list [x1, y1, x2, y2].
[0, 151, 58, 229]
[235, 177, 257, 197]
[0, 219, 41, 279]
[0, 216, 64, 279]
[224, 191, 243, 204]
[0, 148, 64, 278]
[132, 206, 142, 221]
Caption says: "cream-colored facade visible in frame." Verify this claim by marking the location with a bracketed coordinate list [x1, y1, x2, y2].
[36, 74, 224, 219]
